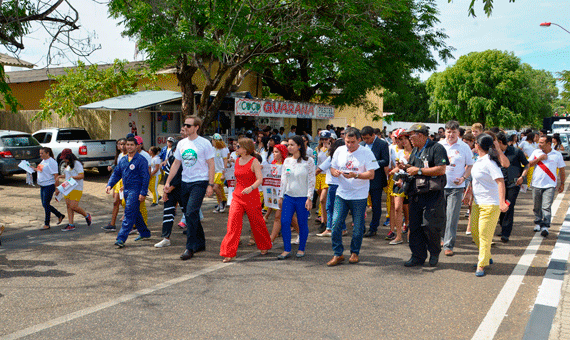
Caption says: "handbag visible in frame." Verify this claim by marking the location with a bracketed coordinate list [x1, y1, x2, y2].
[407, 175, 446, 196]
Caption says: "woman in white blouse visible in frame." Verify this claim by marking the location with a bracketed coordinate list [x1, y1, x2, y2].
[463, 134, 509, 277]
[278, 136, 316, 259]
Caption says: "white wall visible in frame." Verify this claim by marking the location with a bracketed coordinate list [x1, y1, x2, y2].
[110, 110, 152, 147]
[383, 121, 446, 135]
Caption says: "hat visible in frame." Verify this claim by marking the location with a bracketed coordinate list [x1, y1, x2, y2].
[274, 144, 288, 161]
[393, 128, 406, 139]
[270, 134, 281, 143]
[402, 123, 429, 135]
[134, 136, 143, 145]
[167, 137, 176, 143]
[126, 133, 135, 139]
[212, 133, 223, 140]
[319, 130, 331, 139]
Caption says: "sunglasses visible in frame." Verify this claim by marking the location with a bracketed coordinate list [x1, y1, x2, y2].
[236, 145, 241, 149]
[183, 123, 196, 128]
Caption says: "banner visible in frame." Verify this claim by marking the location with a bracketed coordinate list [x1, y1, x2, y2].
[261, 164, 282, 210]
[224, 167, 236, 206]
[235, 98, 334, 120]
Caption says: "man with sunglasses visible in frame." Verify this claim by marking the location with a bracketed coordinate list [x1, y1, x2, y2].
[165, 115, 215, 261]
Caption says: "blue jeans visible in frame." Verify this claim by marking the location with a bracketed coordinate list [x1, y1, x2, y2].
[331, 196, 367, 256]
[281, 195, 310, 252]
[117, 189, 151, 242]
[181, 181, 208, 251]
[40, 184, 63, 226]
[326, 185, 346, 231]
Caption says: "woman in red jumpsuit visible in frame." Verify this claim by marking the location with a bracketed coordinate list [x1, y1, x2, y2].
[220, 138, 272, 262]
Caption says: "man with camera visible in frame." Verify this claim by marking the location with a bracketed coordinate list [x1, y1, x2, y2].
[400, 123, 449, 267]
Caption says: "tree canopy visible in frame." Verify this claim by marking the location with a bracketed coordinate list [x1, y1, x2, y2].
[37, 59, 157, 121]
[108, 0, 453, 130]
[426, 50, 557, 129]
[382, 76, 434, 123]
[457, 0, 516, 17]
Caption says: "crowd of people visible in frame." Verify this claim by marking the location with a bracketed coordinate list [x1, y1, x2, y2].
[31, 116, 567, 277]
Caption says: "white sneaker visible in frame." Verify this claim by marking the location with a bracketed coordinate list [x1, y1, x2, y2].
[218, 201, 226, 213]
[534, 225, 541, 232]
[293, 235, 300, 244]
[154, 238, 171, 248]
[213, 206, 220, 213]
[317, 230, 332, 237]
[466, 231, 471, 235]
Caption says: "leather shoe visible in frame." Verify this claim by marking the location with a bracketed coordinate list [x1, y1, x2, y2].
[180, 249, 194, 261]
[363, 230, 376, 238]
[444, 249, 454, 256]
[404, 257, 424, 267]
[349, 253, 359, 264]
[429, 254, 439, 267]
[327, 255, 345, 266]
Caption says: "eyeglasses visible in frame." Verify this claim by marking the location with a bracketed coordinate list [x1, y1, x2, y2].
[183, 123, 196, 128]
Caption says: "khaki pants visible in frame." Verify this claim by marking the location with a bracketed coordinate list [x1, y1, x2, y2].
[471, 204, 501, 268]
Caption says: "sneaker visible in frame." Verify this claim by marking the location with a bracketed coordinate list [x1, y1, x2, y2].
[61, 224, 76, 231]
[317, 230, 332, 237]
[135, 235, 151, 241]
[85, 214, 92, 226]
[307, 212, 311, 220]
[465, 211, 470, 217]
[541, 227, 549, 237]
[115, 240, 125, 248]
[219, 201, 227, 213]
[385, 231, 396, 240]
[534, 225, 541, 232]
[151, 203, 158, 207]
[154, 238, 171, 248]
[402, 224, 408, 234]
[318, 223, 327, 233]
[178, 221, 187, 229]
[383, 218, 391, 226]
[466, 231, 472, 235]
[213, 205, 221, 213]
[293, 235, 300, 244]
[102, 224, 116, 232]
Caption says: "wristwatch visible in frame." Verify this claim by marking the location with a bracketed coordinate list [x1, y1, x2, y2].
[418, 168, 423, 176]
[208, 183, 214, 187]
[356, 173, 359, 179]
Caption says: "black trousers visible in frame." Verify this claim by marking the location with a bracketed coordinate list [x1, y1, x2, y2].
[181, 181, 208, 251]
[408, 190, 445, 262]
[499, 185, 521, 238]
[161, 188, 183, 238]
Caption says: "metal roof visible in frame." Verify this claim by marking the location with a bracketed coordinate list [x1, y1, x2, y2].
[0, 53, 34, 69]
[79, 90, 182, 111]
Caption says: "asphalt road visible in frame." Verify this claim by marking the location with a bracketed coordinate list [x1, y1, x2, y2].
[0, 171, 568, 339]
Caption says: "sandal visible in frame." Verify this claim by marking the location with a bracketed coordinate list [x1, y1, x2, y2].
[40, 225, 50, 230]
[222, 257, 234, 263]
[260, 250, 268, 255]
[247, 239, 256, 246]
[57, 215, 65, 225]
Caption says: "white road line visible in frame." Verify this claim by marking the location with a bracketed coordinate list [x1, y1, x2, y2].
[0, 251, 259, 340]
[472, 180, 568, 340]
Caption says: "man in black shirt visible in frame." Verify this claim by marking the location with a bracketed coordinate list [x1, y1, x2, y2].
[496, 132, 529, 242]
[401, 123, 449, 267]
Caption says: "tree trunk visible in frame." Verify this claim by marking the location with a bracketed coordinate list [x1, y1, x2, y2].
[200, 65, 243, 131]
[176, 55, 198, 116]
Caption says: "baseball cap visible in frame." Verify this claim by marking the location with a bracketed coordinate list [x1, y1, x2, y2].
[270, 134, 281, 143]
[134, 136, 143, 145]
[212, 133, 223, 140]
[319, 130, 331, 139]
[402, 123, 429, 135]
[126, 133, 135, 139]
[167, 137, 176, 143]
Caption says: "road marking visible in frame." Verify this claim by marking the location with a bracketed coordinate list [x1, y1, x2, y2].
[472, 183, 567, 340]
[0, 251, 259, 340]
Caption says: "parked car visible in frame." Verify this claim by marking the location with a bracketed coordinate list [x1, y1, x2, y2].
[0, 130, 42, 181]
[32, 128, 116, 175]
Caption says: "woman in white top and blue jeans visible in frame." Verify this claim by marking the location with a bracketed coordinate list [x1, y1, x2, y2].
[464, 134, 509, 277]
[278, 136, 316, 259]
[35, 147, 65, 230]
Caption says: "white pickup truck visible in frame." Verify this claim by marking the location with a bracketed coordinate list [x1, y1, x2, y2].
[32, 128, 116, 175]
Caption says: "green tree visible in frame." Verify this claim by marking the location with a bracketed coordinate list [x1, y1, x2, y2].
[453, 0, 516, 18]
[426, 50, 556, 129]
[251, 0, 452, 114]
[37, 59, 158, 121]
[382, 76, 434, 123]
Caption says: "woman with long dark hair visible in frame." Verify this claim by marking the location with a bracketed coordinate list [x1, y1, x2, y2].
[463, 134, 509, 277]
[57, 148, 92, 231]
[277, 135, 315, 259]
[34, 147, 65, 230]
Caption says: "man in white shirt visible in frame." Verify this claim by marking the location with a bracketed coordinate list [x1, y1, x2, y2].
[288, 125, 297, 138]
[528, 136, 566, 237]
[327, 127, 379, 266]
[439, 121, 473, 256]
[165, 115, 215, 260]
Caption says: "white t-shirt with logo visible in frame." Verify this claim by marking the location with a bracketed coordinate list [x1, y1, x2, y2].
[213, 147, 229, 173]
[331, 145, 379, 200]
[174, 136, 215, 183]
[529, 149, 565, 189]
[37, 157, 59, 186]
[64, 160, 84, 191]
[150, 155, 161, 179]
[472, 154, 504, 206]
[440, 139, 474, 188]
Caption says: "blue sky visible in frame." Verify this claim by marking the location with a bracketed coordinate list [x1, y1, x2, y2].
[4, 0, 570, 87]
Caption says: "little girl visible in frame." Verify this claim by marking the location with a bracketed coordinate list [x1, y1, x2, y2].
[149, 146, 162, 206]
